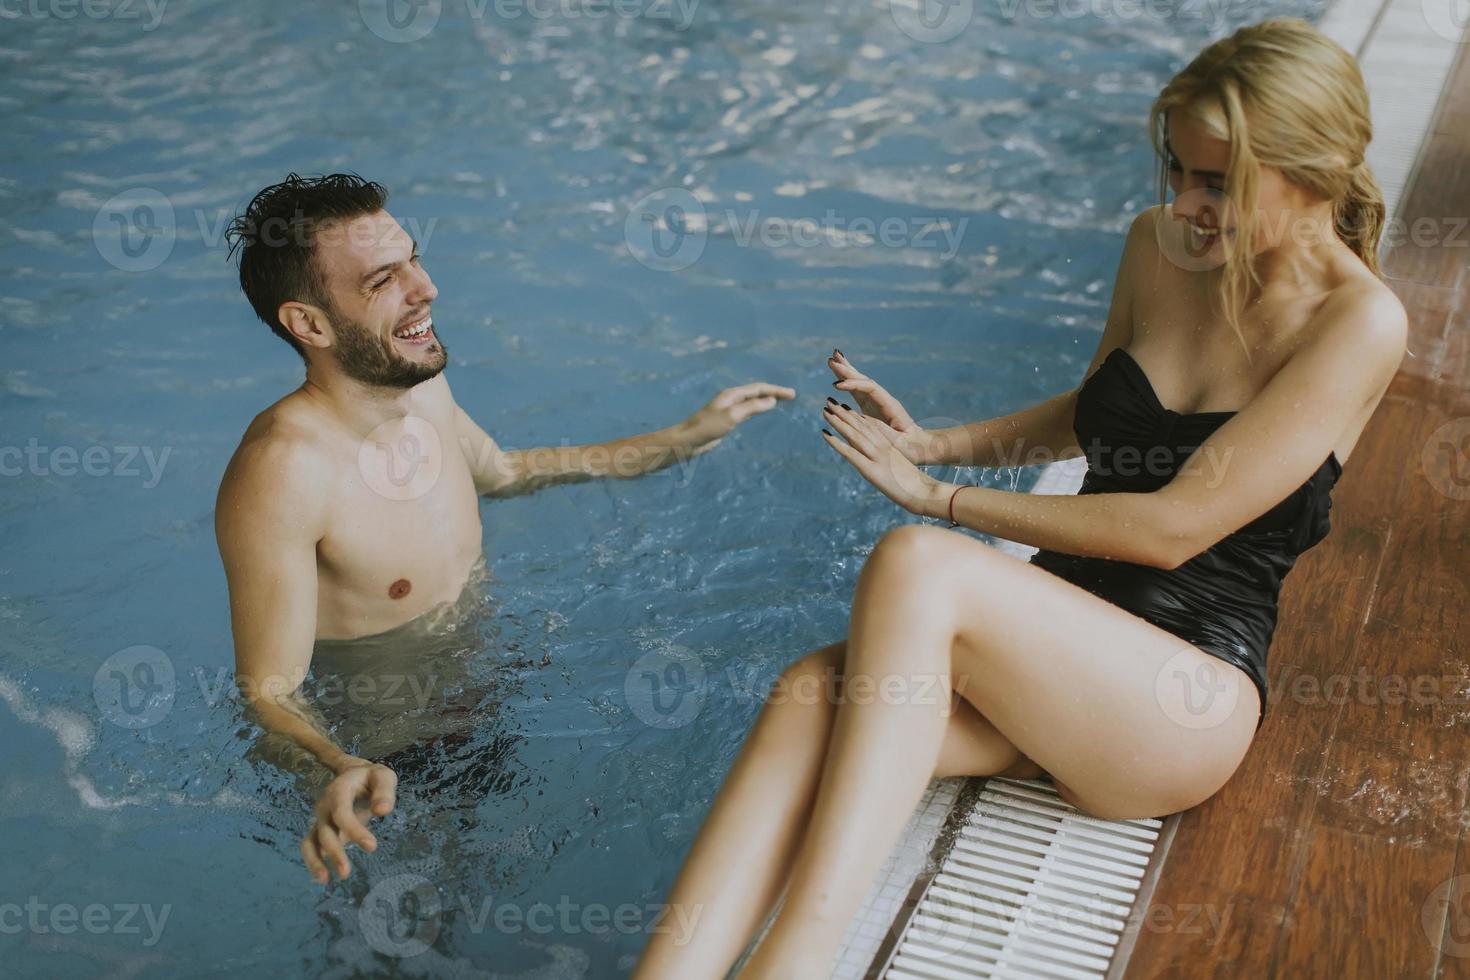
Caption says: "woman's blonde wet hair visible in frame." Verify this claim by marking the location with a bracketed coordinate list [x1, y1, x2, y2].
[1148, 17, 1385, 358]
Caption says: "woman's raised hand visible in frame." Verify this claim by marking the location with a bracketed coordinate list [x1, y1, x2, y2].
[820, 399, 943, 515]
[827, 350, 933, 464]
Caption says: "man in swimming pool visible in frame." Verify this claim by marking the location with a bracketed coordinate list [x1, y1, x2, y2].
[214, 173, 795, 886]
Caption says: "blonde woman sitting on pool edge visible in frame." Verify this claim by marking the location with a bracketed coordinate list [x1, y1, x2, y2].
[634, 17, 1406, 979]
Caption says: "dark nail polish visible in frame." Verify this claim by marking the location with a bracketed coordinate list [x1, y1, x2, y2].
[831, 381, 841, 388]
[841, 403, 852, 411]
[835, 349, 845, 358]
[822, 428, 834, 437]
[826, 396, 837, 404]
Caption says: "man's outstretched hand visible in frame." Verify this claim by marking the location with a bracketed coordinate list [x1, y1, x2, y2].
[683, 382, 796, 452]
[301, 761, 398, 885]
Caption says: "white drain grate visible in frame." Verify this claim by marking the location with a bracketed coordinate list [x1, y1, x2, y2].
[871, 777, 1166, 980]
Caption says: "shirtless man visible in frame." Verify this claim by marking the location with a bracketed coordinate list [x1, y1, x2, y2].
[214, 173, 795, 887]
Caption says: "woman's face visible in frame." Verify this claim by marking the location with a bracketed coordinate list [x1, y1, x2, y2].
[1165, 108, 1304, 264]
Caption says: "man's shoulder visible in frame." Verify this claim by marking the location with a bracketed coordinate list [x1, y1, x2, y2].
[233, 390, 334, 470]
[217, 392, 336, 522]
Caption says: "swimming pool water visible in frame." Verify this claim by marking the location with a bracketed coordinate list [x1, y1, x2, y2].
[0, 0, 1326, 975]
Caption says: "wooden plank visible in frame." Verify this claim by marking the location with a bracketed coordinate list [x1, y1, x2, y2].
[1382, 278, 1461, 384]
[1382, 134, 1470, 286]
[1276, 825, 1450, 977]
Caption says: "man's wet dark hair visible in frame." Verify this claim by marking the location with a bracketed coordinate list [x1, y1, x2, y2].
[225, 172, 390, 361]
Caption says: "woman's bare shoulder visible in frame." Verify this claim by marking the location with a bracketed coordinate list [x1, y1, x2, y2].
[1335, 248, 1404, 308]
[1125, 204, 1167, 251]
[1302, 265, 1409, 399]
[1317, 249, 1407, 342]
[1119, 204, 1184, 284]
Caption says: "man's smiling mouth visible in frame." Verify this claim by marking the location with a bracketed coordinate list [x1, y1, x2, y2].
[393, 313, 434, 345]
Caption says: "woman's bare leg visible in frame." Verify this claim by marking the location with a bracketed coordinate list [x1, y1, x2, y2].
[632, 640, 1042, 979]
[733, 531, 961, 978]
[631, 642, 844, 978]
[735, 525, 1260, 978]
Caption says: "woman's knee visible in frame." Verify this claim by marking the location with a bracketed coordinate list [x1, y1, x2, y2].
[767, 642, 845, 711]
[762, 642, 847, 721]
[867, 524, 949, 573]
[860, 525, 974, 606]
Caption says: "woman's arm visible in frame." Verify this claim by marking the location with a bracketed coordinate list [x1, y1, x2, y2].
[922, 390, 1081, 468]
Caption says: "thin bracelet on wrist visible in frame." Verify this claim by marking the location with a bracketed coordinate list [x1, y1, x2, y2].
[947, 483, 976, 528]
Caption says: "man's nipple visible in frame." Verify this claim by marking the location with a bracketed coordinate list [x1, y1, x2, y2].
[388, 578, 412, 600]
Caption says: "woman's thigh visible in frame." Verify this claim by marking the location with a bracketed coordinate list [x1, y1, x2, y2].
[858, 525, 1261, 819]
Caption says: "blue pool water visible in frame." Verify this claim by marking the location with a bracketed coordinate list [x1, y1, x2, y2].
[0, 0, 1325, 975]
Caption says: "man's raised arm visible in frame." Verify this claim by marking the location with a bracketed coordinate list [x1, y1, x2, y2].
[454, 381, 796, 498]
[214, 433, 395, 885]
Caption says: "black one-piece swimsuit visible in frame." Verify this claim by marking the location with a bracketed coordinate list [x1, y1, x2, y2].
[1027, 346, 1343, 730]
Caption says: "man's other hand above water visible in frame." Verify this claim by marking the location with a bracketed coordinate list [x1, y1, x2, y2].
[301, 760, 398, 886]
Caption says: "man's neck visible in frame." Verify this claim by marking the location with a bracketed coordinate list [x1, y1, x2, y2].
[300, 364, 422, 436]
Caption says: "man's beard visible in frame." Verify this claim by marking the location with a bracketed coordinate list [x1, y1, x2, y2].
[327, 307, 447, 389]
